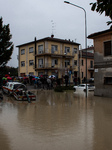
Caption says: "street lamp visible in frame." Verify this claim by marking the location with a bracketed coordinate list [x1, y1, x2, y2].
[64, 1, 88, 97]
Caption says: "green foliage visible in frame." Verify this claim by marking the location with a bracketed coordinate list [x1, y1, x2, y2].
[90, 0, 112, 27]
[54, 86, 74, 92]
[0, 17, 13, 67]
[0, 66, 18, 76]
[54, 86, 64, 92]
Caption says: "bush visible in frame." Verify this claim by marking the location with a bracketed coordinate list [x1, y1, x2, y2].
[54, 86, 64, 92]
[54, 85, 74, 92]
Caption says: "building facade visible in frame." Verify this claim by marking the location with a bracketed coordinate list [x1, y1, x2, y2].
[88, 28, 112, 97]
[79, 47, 94, 83]
[17, 37, 80, 80]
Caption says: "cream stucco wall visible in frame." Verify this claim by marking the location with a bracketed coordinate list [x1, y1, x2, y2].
[18, 39, 79, 78]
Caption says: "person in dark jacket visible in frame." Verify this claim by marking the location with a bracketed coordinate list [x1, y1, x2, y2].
[64, 75, 69, 86]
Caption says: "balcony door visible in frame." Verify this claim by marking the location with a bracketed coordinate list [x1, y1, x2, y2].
[52, 59, 58, 67]
[65, 60, 70, 67]
[38, 59, 43, 68]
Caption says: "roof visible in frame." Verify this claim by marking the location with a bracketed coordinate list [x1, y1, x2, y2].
[7, 82, 23, 85]
[16, 37, 80, 47]
[79, 51, 94, 59]
[81, 46, 94, 51]
[88, 28, 112, 39]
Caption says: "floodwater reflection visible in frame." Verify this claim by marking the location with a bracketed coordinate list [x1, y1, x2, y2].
[0, 90, 112, 150]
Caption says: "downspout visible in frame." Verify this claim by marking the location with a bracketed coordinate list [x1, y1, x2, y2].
[34, 37, 37, 72]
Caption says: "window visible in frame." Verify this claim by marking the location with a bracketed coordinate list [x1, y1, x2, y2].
[52, 59, 58, 67]
[74, 60, 77, 66]
[91, 72, 93, 78]
[51, 45, 58, 53]
[29, 60, 33, 66]
[13, 84, 26, 90]
[65, 60, 70, 67]
[38, 45, 43, 54]
[104, 41, 112, 56]
[81, 60, 84, 66]
[55, 59, 58, 65]
[104, 77, 112, 85]
[74, 48, 77, 54]
[10, 84, 12, 88]
[29, 47, 33, 53]
[90, 61, 93, 68]
[82, 72, 83, 78]
[38, 59, 43, 68]
[21, 49, 25, 55]
[65, 47, 70, 54]
[29, 72, 34, 75]
[78, 84, 85, 87]
[21, 61, 25, 67]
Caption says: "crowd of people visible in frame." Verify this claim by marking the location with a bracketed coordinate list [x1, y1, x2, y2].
[0, 74, 72, 90]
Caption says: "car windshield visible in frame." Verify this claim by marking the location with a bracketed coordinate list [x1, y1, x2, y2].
[13, 84, 26, 90]
[78, 85, 85, 87]
[88, 85, 94, 87]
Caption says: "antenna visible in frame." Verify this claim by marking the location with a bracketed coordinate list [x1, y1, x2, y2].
[51, 20, 56, 37]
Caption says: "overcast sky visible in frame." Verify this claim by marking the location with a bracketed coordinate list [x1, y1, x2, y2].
[0, 0, 110, 67]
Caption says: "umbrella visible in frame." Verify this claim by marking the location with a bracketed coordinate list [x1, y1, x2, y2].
[49, 75, 56, 78]
[32, 78, 36, 81]
[5, 74, 10, 77]
[35, 77, 40, 79]
[2, 77, 7, 80]
[32, 75, 36, 77]
[23, 77, 28, 80]
[7, 77, 12, 80]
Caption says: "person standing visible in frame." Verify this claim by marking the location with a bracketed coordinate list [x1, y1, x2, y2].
[64, 75, 69, 86]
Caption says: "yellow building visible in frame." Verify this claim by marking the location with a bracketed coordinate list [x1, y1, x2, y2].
[17, 36, 80, 78]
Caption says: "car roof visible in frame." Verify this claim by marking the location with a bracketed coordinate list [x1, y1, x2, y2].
[7, 82, 23, 85]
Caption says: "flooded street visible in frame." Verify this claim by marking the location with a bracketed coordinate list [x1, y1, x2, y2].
[0, 90, 112, 150]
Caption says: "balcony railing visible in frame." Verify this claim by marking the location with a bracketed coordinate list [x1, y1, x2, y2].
[88, 65, 94, 71]
[88, 67, 94, 71]
[35, 49, 74, 57]
[33, 63, 78, 71]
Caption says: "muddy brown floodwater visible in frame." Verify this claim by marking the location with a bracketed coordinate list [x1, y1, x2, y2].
[0, 90, 112, 150]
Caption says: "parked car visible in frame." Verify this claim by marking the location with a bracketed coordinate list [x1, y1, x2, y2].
[73, 84, 95, 92]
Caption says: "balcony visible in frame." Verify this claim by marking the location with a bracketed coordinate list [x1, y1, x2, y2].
[88, 66, 94, 71]
[34, 63, 73, 70]
[35, 49, 74, 58]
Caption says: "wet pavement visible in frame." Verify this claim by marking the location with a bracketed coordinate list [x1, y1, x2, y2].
[0, 89, 112, 150]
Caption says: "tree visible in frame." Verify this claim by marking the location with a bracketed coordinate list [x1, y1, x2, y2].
[0, 66, 18, 76]
[90, 0, 112, 27]
[0, 17, 13, 67]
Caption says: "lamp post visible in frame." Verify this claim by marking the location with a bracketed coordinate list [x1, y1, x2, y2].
[64, 1, 88, 97]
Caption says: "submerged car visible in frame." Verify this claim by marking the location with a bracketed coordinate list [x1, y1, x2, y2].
[2, 82, 36, 101]
[73, 84, 95, 92]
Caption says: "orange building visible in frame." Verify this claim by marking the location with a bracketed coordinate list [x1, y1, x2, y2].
[79, 46, 94, 83]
